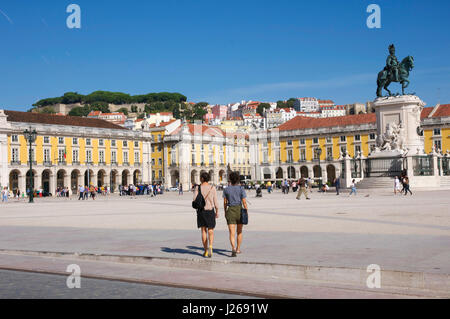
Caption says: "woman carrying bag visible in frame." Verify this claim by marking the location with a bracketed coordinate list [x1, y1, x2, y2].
[192, 172, 219, 258]
[223, 171, 248, 257]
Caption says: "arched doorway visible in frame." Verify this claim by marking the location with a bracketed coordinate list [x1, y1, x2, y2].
[122, 170, 130, 186]
[57, 170, 66, 188]
[133, 170, 141, 185]
[171, 170, 179, 188]
[71, 170, 80, 191]
[97, 170, 106, 187]
[42, 169, 51, 193]
[326, 164, 336, 184]
[111, 170, 118, 192]
[287, 166, 296, 179]
[313, 165, 322, 181]
[263, 167, 271, 180]
[209, 170, 215, 184]
[300, 166, 308, 178]
[26, 170, 36, 192]
[275, 167, 283, 179]
[84, 169, 94, 186]
[9, 170, 20, 193]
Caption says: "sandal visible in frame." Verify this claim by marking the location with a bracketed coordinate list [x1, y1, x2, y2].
[231, 250, 237, 257]
[203, 250, 209, 258]
[208, 246, 213, 258]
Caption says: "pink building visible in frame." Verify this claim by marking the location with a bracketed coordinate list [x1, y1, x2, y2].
[212, 104, 228, 121]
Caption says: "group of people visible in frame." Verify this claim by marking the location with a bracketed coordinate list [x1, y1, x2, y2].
[119, 183, 164, 197]
[192, 171, 248, 258]
[394, 175, 412, 195]
[55, 187, 70, 197]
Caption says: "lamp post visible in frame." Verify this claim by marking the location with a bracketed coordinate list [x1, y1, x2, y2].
[316, 147, 322, 189]
[24, 127, 37, 203]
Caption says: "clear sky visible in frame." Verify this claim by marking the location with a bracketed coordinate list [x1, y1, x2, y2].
[1, 0, 449, 111]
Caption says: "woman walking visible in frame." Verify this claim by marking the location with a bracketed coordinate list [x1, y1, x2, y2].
[193, 172, 219, 258]
[223, 171, 248, 257]
[349, 179, 357, 196]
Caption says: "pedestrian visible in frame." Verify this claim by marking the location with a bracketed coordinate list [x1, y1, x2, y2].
[296, 175, 310, 200]
[266, 181, 272, 193]
[334, 177, 340, 195]
[17, 189, 21, 200]
[223, 171, 248, 257]
[403, 176, 412, 195]
[78, 185, 84, 200]
[84, 185, 89, 200]
[179, 183, 183, 195]
[90, 184, 96, 200]
[349, 179, 357, 196]
[193, 172, 219, 258]
[2, 187, 8, 202]
[394, 176, 401, 195]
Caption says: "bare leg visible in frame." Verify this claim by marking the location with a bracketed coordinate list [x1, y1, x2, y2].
[208, 228, 214, 249]
[228, 224, 236, 252]
[201, 227, 208, 252]
[236, 224, 243, 253]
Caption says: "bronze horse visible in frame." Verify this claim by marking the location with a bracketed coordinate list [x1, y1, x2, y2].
[377, 56, 414, 97]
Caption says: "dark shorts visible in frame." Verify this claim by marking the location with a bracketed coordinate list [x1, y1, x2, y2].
[226, 205, 242, 225]
[197, 209, 216, 229]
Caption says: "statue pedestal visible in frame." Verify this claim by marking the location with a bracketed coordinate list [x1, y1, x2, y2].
[373, 95, 426, 156]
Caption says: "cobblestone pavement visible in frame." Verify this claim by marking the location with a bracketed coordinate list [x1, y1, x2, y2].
[0, 270, 256, 299]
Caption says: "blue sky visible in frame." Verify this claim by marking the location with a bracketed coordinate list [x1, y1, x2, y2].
[1, 0, 449, 111]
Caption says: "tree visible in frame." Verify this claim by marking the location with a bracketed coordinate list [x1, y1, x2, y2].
[257, 103, 271, 116]
[117, 107, 129, 116]
[68, 107, 86, 117]
[40, 106, 56, 114]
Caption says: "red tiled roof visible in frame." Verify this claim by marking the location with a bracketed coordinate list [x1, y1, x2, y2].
[149, 119, 178, 128]
[5, 110, 127, 130]
[279, 107, 437, 131]
[431, 104, 450, 118]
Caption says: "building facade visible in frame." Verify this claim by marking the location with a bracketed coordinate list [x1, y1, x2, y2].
[0, 110, 152, 195]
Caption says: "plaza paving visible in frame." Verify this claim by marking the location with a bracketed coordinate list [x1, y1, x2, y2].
[0, 188, 449, 298]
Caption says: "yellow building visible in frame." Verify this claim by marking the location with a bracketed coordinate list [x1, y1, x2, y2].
[1, 110, 152, 194]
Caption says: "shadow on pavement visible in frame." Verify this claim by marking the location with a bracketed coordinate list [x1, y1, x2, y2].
[160, 246, 231, 257]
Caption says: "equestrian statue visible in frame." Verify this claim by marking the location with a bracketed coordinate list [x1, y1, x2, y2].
[376, 44, 415, 97]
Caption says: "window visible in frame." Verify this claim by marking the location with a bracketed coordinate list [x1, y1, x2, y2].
[355, 145, 361, 156]
[158, 145, 162, 152]
[123, 151, 129, 163]
[313, 148, 321, 160]
[11, 135, 18, 142]
[192, 144, 195, 151]
[58, 149, 66, 162]
[434, 139, 442, 151]
[262, 150, 268, 163]
[300, 138, 305, 145]
[340, 136, 346, 142]
[354, 134, 361, 141]
[313, 137, 319, 144]
[111, 151, 117, 163]
[123, 141, 128, 147]
[72, 137, 78, 145]
[43, 149, 50, 163]
[134, 152, 140, 163]
[369, 133, 376, 140]
[300, 149, 306, 161]
[370, 144, 376, 153]
[192, 154, 195, 164]
[12, 148, 19, 162]
[86, 150, 92, 163]
[152, 158, 155, 165]
[433, 128, 441, 136]
[158, 170, 162, 178]
[99, 150, 105, 163]
[72, 150, 79, 163]
[326, 137, 332, 144]
[86, 138, 91, 146]
[58, 137, 64, 144]
[111, 140, 116, 147]
[99, 139, 104, 146]
[326, 147, 333, 159]
[220, 154, 224, 164]
[44, 136, 50, 144]
[287, 140, 292, 146]
[158, 135, 162, 142]
[28, 148, 35, 162]
[152, 171, 155, 180]
[287, 150, 293, 163]
[135, 141, 139, 148]
[340, 146, 347, 157]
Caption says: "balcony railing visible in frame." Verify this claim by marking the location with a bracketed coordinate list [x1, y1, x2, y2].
[72, 161, 80, 166]
[10, 160, 21, 166]
[98, 161, 106, 166]
[44, 161, 53, 167]
[58, 161, 67, 165]
[134, 162, 141, 167]
[27, 161, 37, 166]
[123, 162, 130, 166]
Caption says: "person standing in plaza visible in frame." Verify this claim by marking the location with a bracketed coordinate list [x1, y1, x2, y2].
[266, 180, 272, 194]
[334, 176, 340, 195]
[349, 179, 357, 196]
[394, 176, 401, 195]
[223, 171, 248, 257]
[78, 185, 84, 200]
[2, 187, 8, 203]
[296, 175, 310, 200]
[193, 172, 219, 258]
[403, 176, 412, 195]
[84, 185, 89, 200]
[179, 183, 183, 195]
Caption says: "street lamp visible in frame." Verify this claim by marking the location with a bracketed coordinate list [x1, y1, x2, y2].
[24, 127, 37, 203]
[316, 147, 322, 189]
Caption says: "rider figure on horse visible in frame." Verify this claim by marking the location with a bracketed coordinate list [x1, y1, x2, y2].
[385, 44, 400, 82]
